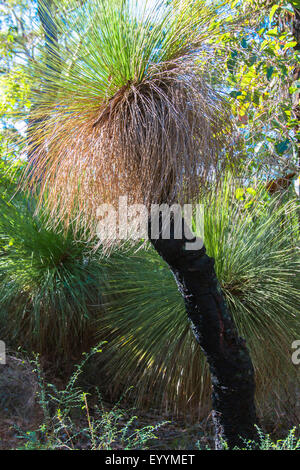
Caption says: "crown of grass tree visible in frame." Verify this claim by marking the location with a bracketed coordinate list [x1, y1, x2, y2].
[23, 0, 235, 236]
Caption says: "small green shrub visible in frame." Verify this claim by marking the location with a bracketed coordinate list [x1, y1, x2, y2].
[13, 346, 299, 450]
[195, 426, 300, 450]
[241, 427, 300, 451]
[15, 345, 167, 450]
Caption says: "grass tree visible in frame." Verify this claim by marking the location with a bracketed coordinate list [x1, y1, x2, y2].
[24, 0, 259, 448]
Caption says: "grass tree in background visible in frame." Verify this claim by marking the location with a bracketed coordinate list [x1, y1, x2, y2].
[0, 191, 105, 357]
[22, 0, 271, 448]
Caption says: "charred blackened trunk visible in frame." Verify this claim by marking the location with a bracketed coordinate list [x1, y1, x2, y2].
[149, 216, 258, 449]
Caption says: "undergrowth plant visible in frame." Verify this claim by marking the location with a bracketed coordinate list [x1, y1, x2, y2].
[16, 344, 167, 450]
[14, 345, 299, 450]
[196, 426, 300, 450]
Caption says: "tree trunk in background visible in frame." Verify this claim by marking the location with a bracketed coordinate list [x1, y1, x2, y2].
[149, 217, 258, 449]
[292, 8, 300, 171]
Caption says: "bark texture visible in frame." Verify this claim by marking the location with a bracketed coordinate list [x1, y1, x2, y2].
[149, 217, 258, 449]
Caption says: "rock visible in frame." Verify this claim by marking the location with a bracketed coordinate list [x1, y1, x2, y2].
[0, 355, 38, 421]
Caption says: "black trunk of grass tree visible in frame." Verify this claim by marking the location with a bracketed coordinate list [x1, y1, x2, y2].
[149, 216, 259, 449]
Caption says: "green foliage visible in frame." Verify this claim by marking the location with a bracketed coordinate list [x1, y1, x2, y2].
[240, 426, 300, 450]
[0, 0, 38, 158]
[31, 0, 228, 109]
[196, 426, 300, 450]
[16, 346, 167, 450]
[0, 187, 106, 357]
[97, 177, 300, 419]
[0, 157, 26, 194]
[13, 347, 299, 450]
[213, 0, 300, 175]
